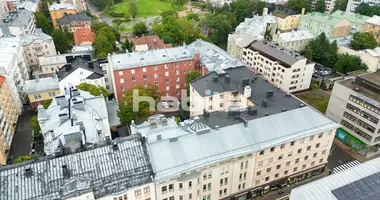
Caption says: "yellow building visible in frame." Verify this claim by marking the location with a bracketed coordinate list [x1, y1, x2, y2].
[0, 75, 18, 165]
[264, 5, 305, 32]
[49, 3, 77, 28]
[25, 76, 60, 109]
[365, 15, 380, 45]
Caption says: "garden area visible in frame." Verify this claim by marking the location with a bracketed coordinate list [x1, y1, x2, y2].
[296, 89, 330, 114]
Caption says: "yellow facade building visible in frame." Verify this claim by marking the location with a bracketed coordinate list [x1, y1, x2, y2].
[0, 76, 18, 165]
[25, 76, 60, 109]
[365, 15, 380, 45]
[49, 3, 77, 28]
[264, 5, 305, 32]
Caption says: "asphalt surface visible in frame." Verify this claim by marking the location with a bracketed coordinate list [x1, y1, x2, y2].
[326, 143, 356, 172]
[8, 110, 35, 162]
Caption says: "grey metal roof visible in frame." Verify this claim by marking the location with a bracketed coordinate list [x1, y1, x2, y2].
[290, 157, 380, 200]
[277, 30, 314, 43]
[56, 14, 92, 25]
[147, 106, 339, 181]
[25, 77, 59, 94]
[106, 100, 120, 127]
[0, 10, 34, 27]
[0, 134, 153, 200]
[57, 57, 104, 81]
[21, 28, 53, 46]
[49, 3, 76, 11]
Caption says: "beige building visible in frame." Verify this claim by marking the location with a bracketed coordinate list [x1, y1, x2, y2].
[310, 0, 336, 12]
[0, 0, 8, 19]
[337, 46, 380, 72]
[364, 15, 380, 45]
[264, 5, 305, 32]
[242, 41, 315, 93]
[25, 76, 60, 109]
[0, 75, 18, 165]
[272, 30, 314, 52]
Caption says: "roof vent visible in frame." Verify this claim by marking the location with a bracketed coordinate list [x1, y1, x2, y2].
[262, 99, 268, 107]
[156, 134, 162, 141]
[150, 120, 158, 128]
[225, 75, 230, 84]
[212, 76, 218, 82]
[266, 90, 274, 98]
[161, 117, 168, 125]
[25, 167, 32, 177]
[71, 88, 80, 96]
[169, 137, 178, 142]
[242, 78, 250, 87]
[215, 125, 219, 130]
[112, 141, 119, 151]
[265, 113, 269, 116]
[355, 87, 359, 91]
[247, 106, 258, 115]
[282, 108, 287, 112]
[299, 103, 305, 107]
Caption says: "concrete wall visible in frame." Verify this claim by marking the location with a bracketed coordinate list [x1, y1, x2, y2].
[23, 38, 57, 67]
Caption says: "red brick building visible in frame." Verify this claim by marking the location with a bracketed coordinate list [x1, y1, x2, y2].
[108, 46, 200, 102]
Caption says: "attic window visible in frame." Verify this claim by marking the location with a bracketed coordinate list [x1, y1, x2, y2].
[163, 55, 166, 57]
[117, 60, 121, 63]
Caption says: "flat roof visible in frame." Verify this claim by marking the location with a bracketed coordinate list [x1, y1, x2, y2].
[339, 72, 380, 103]
[25, 77, 59, 94]
[49, 3, 76, 11]
[0, 10, 34, 27]
[278, 30, 314, 43]
[0, 134, 153, 200]
[366, 15, 380, 25]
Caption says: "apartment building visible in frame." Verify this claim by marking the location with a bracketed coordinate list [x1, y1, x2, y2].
[38, 88, 112, 155]
[57, 57, 105, 92]
[264, 4, 304, 32]
[0, 0, 8, 19]
[242, 41, 314, 93]
[310, 0, 336, 12]
[337, 45, 380, 72]
[228, 15, 277, 60]
[330, 10, 370, 33]
[0, 9, 36, 37]
[61, 0, 87, 12]
[0, 134, 156, 200]
[25, 76, 60, 109]
[0, 37, 29, 113]
[346, 0, 380, 13]
[5, 0, 20, 10]
[365, 15, 380, 45]
[21, 28, 57, 68]
[0, 75, 18, 165]
[326, 72, 380, 155]
[56, 13, 92, 33]
[290, 156, 380, 200]
[108, 46, 199, 102]
[299, 12, 351, 38]
[49, 2, 77, 28]
[272, 30, 314, 52]
[17, 0, 41, 13]
[125, 35, 173, 52]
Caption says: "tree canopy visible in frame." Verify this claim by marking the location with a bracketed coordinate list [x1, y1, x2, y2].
[118, 84, 161, 125]
[133, 22, 148, 36]
[92, 22, 119, 58]
[35, 12, 53, 34]
[333, 53, 368, 74]
[333, 0, 348, 12]
[315, 0, 326, 13]
[76, 82, 109, 98]
[302, 33, 337, 68]
[13, 155, 33, 164]
[89, 0, 113, 11]
[172, 0, 187, 8]
[354, 2, 380, 16]
[185, 70, 202, 83]
[51, 29, 73, 53]
[287, 0, 309, 13]
[229, 0, 265, 23]
[43, 99, 52, 109]
[122, 39, 134, 52]
[129, 0, 138, 19]
[350, 32, 377, 50]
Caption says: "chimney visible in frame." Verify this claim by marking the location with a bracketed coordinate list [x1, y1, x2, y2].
[62, 164, 70, 179]
[215, 125, 219, 130]
[112, 141, 119, 151]
[157, 134, 162, 141]
[263, 7, 268, 16]
[244, 86, 251, 98]
[212, 75, 218, 82]
[35, 73, 40, 82]
[31, 149, 38, 161]
[266, 90, 274, 98]
[73, 100, 85, 110]
[59, 112, 69, 124]
[301, 8, 305, 15]
[71, 88, 80, 96]
[262, 99, 268, 107]
[225, 75, 230, 84]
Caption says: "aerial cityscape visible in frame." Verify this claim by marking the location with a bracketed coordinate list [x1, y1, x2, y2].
[1, 0, 380, 199]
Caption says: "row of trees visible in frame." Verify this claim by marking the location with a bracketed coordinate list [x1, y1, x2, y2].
[92, 22, 120, 58]
[355, 2, 380, 16]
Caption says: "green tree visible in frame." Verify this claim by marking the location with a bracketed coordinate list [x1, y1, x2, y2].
[172, 0, 188, 8]
[35, 12, 53, 34]
[30, 116, 41, 138]
[251, 0, 266, 16]
[76, 82, 109, 97]
[287, 0, 310, 13]
[350, 32, 377, 50]
[133, 22, 148, 36]
[13, 155, 33, 164]
[43, 99, 52, 109]
[201, 13, 233, 45]
[186, 12, 200, 21]
[229, 0, 253, 23]
[333, 0, 348, 12]
[51, 29, 72, 53]
[124, 13, 131, 21]
[93, 36, 113, 58]
[129, 0, 138, 19]
[185, 70, 202, 83]
[355, 2, 372, 16]
[304, 45, 313, 60]
[320, 79, 327, 90]
[315, 0, 326, 12]
[122, 39, 134, 52]
[303, 32, 338, 68]
[161, 10, 178, 23]
[118, 84, 161, 125]
[89, 0, 113, 11]
[333, 53, 368, 73]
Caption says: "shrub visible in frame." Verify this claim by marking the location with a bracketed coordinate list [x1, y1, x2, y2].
[110, 11, 125, 17]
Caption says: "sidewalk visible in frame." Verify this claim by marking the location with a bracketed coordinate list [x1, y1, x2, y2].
[333, 138, 370, 163]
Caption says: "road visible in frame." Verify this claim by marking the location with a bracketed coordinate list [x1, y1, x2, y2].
[326, 143, 357, 172]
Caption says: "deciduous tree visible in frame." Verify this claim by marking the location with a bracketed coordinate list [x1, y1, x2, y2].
[51, 29, 72, 53]
[350, 32, 377, 50]
[315, 0, 326, 12]
[287, 0, 310, 13]
[35, 12, 53, 34]
[76, 82, 109, 98]
[333, 0, 348, 12]
[129, 0, 138, 19]
[185, 70, 202, 83]
[133, 22, 148, 36]
[333, 53, 368, 73]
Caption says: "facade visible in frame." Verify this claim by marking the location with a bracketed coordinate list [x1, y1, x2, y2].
[310, 0, 336, 12]
[228, 15, 277, 60]
[74, 27, 95, 45]
[38, 52, 93, 76]
[264, 4, 304, 32]
[37, 89, 112, 155]
[0, 0, 8, 19]
[25, 76, 60, 109]
[330, 10, 370, 33]
[326, 72, 380, 154]
[97, 59, 114, 95]
[242, 41, 314, 93]
[56, 13, 92, 33]
[17, 0, 41, 12]
[0, 9, 36, 37]
[272, 30, 314, 52]
[337, 45, 380, 72]
[61, 0, 87, 12]
[290, 156, 380, 200]
[57, 57, 105, 92]
[108, 46, 199, 102]
[0, 36, 29, 113]
[364, 15, 380, 45]
[0, 134, 155, 200]
[0, 75, 18, 165]
[126, 35, 173, 52]
[21, 28, 56, 68]
[299, 12, 351, 38]
[49, 3, 77, 28]
[346, 0, 380, 13]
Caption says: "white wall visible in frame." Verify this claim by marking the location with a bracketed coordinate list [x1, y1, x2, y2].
[59, 68, 106, 92]
[99, 62, 114, 95]
[338, 46, 380, 72]
[23, 38, 57, 67]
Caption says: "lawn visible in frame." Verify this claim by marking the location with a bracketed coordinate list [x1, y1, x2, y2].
[296, 89, 330, 114]
[109, 0, 185, 18]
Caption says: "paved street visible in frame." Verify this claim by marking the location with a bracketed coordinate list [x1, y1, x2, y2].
[326, 143, 356, 172]
[8, 110, 34, 163]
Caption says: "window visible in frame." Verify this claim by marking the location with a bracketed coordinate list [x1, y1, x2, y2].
[179, 195, 183, 200]
[224, 177, 228, 184]
[276, 164, 281, 169]
[297, 149, 302, 154]
[134, 189, 141, 196]
[284, 170, 288, 175]
[165, 64, 168, 69]
[142, 68, 146, 72]
[307, 146, 311, 151]
[208, 171, 212, 179]
[304, 156, 309, 160]
[260, 150, 264, 155]
[220, 94, 224, 99]
[176, 84, 180, 89]
[311, 161, 315, 166]
[143, 186, 150, 193]
[293, 167, 297, 172]
[166, 79, 169, 84]
[280, 144, 285, 149]
[318, 133, 323, 138]
[291, 141, 295, 146]
[275, 173, 279, 178]
[154, 73, 158, 78]
[310, 135, 314, 141]
[320, 158, 324, 163]
[245, 160, 248, 168]
[176, 62, 180, 66]
[154, 66, 158, 70]
[295, 158, 300, 163]
[313, 153, 317, 158]
[257, 171, 261, 176]
[302, 164, 306, 169]
[258, 160, 263, 166]
[316, 143, 320, 148]
[242, 183, 246, 189]
[288, 152, 292, 157]
[132, 77, 136, 81]
[286, 161, 290, 166]
[322, 150, 326, 154]
[203, 184, 206, 191]
[220, 179, 223, 186]
[169, 197, 174, 200]
[166, 86, 170, 91]
[267, 168, 271, 173]
[143, 75, 147, 80]
[119, 78, 125, 84]
[270, 147, 275, 152]
[154, 81, 159, 85]
[165, 72, 169, 76]
[208, 183, 211, 191]
[176, 77, 180, 82]
[255, 180, 260, 185]
[176, 70, 180, 74]
[224, 188, 227, 194]
[220, 103, 224, 108]
[203, 173, 207, 180]
[265, 177, 269, 181]
[243, 172, 247, 179]
[219, 190, 223, 197]
[189, 181, 192, 188]
[119, 71, 124, 76]
[179, 183, 183, 190]
[169, 184, 174, 191]
[268, 157, 273, 163]
[131, 69, 135, 74]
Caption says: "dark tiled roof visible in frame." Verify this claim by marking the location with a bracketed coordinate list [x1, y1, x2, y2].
[57, 13, 92, 24]
[57, 57, 104, 81]
[266, 3, 299, 18]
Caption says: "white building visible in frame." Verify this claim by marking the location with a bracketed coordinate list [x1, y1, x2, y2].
[0, 134, 155, 200]
[272, 30, 314, 52]
[0, 36, 29, 113]
[17, 0, 39, 12]
[0, 9, 36, 37]
[57, 57, 106, 92]
[310, 0, 336, 12]
[61, 0, 87, 12]
[97, 59, 114, 95]
[227, 15, 277, 60]
[37, 88, 111, 155]
[346, 0, 380, 12]
[21, 28, 57, 69]
[0, 0, 8, 19]
[242, 41, 314, 93]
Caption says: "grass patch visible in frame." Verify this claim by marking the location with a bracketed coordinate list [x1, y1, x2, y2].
[296, 89, 330, 114]
[109, 0, 186, 18]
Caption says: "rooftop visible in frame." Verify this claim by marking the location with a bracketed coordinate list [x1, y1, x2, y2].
[267, 4, 299, 18]
[56, 13, 92, 25]
[21, 28, 53, 46]
[106, 100, 121, 127]
[109, 45, 197, 70]
[25, 76, 59, 94]
[0, 37, 22, 73]
[290, 156, 380, 200]
[38, 89, 111, 155]
[0, 10, 34, 27]
[0, 134, 153, 200]
[74, 28, 95, 46]
[366, 15, 380, 25]
[188, 39, 244, 72]
[72, 44, 94, 53]
[17, 0, 39, 12]
[339, 71, 380, 103]
[38, 52, 93, 67]
[249, 41, 305, 67]
[277, 30, 314, 42]
[0, 75, 4, 86]
[128, 35, 173, 51]
[301, 12, 345, 26]
[49, 3, 76, 11]
[58, 57, 104, 81]
[330, 10, 370, 25]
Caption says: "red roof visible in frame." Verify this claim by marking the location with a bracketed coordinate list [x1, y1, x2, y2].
[74, 28, 95, 46]
[0, 75, 5, 86]
[128, 35, 172, 51]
